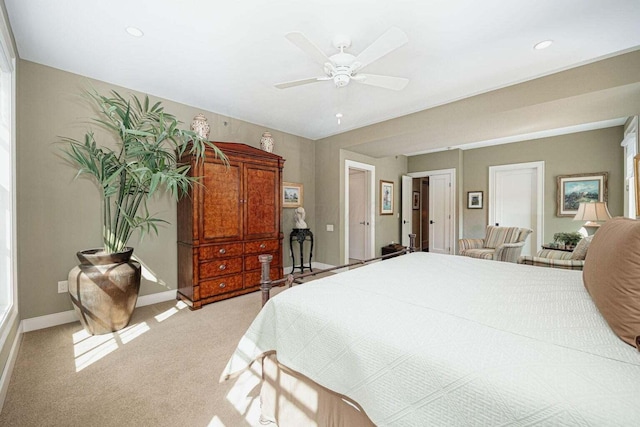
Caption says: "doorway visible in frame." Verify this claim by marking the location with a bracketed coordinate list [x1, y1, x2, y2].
[489, 161, 544, 257]
[344, 160, 375, 264]
[401, 169, 455, 254]
[348, 169, 366, 260]
[421, 178, 429, 250]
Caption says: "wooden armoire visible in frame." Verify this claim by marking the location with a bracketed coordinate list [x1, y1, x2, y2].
[177, 142, 284, 309]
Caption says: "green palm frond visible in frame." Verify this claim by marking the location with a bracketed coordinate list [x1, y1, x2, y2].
[60, 89, 228, 253]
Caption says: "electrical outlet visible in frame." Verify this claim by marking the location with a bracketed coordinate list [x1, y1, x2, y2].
[326, 224, 334, 232]
[57, 280, 68, 293]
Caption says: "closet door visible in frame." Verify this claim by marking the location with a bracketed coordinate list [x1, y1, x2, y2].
[244, 163, 279, 240]
[201, 159, 243, 242]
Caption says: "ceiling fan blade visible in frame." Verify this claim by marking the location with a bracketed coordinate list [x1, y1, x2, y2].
[354, 27, 408, 71]
[285, 32, 331, 66]
[274, 77, 330, 89]
[352, 74, 409, 91]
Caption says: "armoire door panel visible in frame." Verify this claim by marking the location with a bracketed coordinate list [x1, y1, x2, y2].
[202, 161, 242, 241]
[245, 165, 278, 239]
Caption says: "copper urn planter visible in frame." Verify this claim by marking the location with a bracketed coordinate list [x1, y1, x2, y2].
[68, 248, 141, 335]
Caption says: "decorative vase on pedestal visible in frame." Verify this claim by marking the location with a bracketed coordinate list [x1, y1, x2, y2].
[191, 113, 210, 139]
[260, 131, 274, 153]
[68, 248, 141, 335]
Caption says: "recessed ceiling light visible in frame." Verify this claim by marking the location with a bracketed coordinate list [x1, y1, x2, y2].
[533, 40, 553, 50]
[126, 27, 144, 38]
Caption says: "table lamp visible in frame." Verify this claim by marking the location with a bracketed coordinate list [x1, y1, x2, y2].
[573, 201, 611, 235]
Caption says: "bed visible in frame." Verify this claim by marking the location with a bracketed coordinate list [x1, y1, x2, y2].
[223, 219, 640, 426]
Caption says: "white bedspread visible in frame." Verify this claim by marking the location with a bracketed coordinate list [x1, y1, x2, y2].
[223, 252, 640, 426]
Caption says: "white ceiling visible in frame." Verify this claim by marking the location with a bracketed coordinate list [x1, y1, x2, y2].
[5, 0, 640, 152]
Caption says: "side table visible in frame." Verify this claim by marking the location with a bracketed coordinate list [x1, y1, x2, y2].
[290, 228, 313, 274]
[381, 243, 405, 259]
[541, 245, 574, 252]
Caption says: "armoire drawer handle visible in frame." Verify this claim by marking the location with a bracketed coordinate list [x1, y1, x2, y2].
[219, 248, 226, 254]
[219, 264, 226, 271]
[260, 243, 266, 249]
[219, 283, 226, 289]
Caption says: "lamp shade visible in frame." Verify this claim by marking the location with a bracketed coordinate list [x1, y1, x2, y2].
[573, 202, 612, 222]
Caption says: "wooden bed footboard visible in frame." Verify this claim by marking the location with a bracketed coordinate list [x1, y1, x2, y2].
[258, 234, 417, 306]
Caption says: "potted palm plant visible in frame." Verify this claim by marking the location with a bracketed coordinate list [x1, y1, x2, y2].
[61, 89, 226, 334]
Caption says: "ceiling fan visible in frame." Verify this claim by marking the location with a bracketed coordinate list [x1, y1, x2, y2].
[275, 27, 409, 91]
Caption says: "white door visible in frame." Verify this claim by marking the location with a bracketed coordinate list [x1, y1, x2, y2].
[344, 160, 375, 265]
[428, 173, 451, 254]
[349, 170, 366, 260]
[401, 175, 413, 247]
[489, 162, 544, 257]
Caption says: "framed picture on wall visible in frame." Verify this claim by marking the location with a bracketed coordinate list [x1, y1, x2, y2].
[283, 182, 303, 208]
[412, 191, 420, 209]
[556, 172, 608, 217]
[380, 180, 394, 215]
[467, 191, 483, 209]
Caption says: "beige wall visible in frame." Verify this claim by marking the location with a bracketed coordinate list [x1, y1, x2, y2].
[313, 144, 407, 267]
[14, 53, 640, 321]
[16, 60, 314, 319]
[313, 52, 639, 263]
[461, 127, 624, 243]
[408, 127, 624, 247]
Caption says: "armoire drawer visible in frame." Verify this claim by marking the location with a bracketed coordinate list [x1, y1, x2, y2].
[200, 242, 243, 260]
[200, 257, 243, 279]
[244, 251, 280, 271]
[245, 239, 279, 254]
[199, 274, 243, 298]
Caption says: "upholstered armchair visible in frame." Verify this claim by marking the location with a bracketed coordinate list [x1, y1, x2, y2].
[459, 226, 532, 263]
[518, 236, 592, 270]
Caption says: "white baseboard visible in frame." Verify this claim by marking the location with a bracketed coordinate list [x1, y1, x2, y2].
[282, 262, 337, 275]
[0, 310, 21, 413]
[21, 310, 77, 333]
[312, 261, 336, 270]
[136, 289, 177, 307]
[21, 289, 177, 333]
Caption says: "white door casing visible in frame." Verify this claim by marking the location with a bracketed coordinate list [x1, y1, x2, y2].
[349, 170, 366, 260]
[406, 168, 455, 254]
[428, 173, 451, 254]
[344, 160, 375, 265]
[489, 161, 544, 257]
[401, 175, 413, 247]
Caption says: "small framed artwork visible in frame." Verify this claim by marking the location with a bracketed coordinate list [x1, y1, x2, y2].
[283, 182, 303, 208]
[556, 172, 608, 217]
[467, 191, 483, 209]
[635, 155, 640, 217]
[412, 191, 420, 210]
[380, 180, 394, 215]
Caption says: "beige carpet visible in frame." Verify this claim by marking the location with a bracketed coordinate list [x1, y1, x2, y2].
[0, 283, 305, 427]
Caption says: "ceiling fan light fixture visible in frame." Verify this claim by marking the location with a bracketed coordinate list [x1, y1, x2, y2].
[276, 27, 409, 92]
[533, 40, 553, 50]
[334, 74, 350, 88]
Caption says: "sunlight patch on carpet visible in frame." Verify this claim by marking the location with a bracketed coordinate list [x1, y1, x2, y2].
[155, 300, 188, 322]
[73, 321, 150, 372]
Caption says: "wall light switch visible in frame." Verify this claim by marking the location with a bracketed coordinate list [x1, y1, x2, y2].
[326, 224, 334, 232]
[57, 280, 68, 293]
